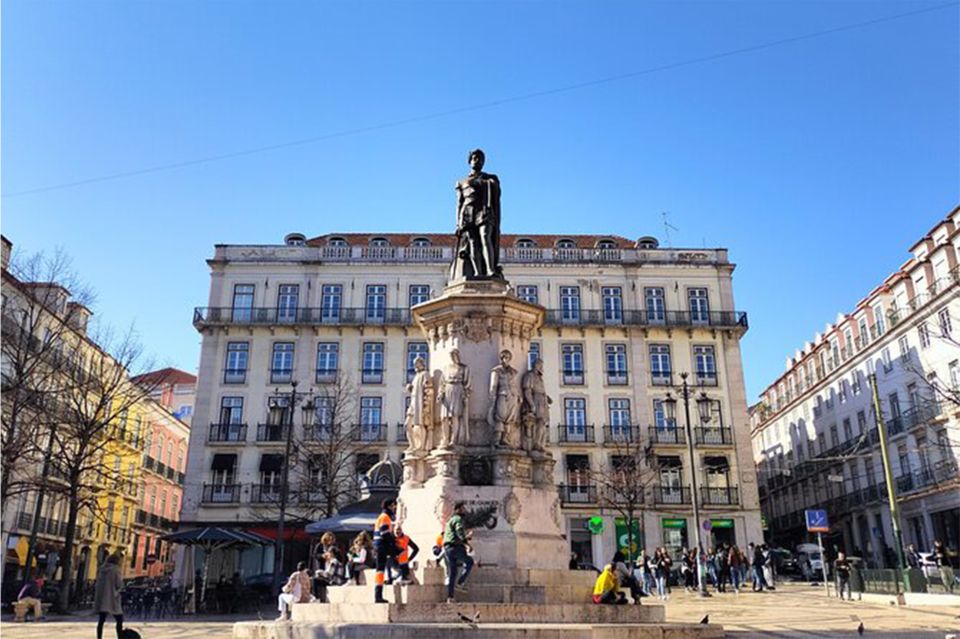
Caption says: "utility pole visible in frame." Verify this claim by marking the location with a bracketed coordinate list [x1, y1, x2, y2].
[868, 373, 909, 598]
[23, 428, 57, 581]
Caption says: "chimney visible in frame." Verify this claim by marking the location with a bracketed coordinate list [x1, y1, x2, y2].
[66, 302, 92, 336]
[1, 236, 11, 271]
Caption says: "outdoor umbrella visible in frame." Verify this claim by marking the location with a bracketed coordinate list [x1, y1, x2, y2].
[161, 527, 272, 608]
[305, 511, 379, 535]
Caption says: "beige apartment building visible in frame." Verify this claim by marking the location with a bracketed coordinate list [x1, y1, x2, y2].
[182, 231, 761, 574]
[751, 206, 960, 567]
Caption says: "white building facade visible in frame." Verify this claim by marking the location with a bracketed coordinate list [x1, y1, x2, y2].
[182, 232, 761, 571]
[751, 207, 960, 566]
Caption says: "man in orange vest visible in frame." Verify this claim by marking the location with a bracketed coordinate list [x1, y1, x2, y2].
[373, 498, 398, 603]
[392, 524, 420, 585]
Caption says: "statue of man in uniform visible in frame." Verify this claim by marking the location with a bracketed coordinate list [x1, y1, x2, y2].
[488, 349, 521, 448]
[404, 357, 434, 454]
[521, 357, 552, 452]
[453, 149, 502, 280]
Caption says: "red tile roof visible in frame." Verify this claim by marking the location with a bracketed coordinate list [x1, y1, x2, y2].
[132, 367, 197, 387]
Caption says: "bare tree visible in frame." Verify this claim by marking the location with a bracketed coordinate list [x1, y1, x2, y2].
[588, 433, 660, 567]
[901, 312, 960, 409]
[48, 324, 164, 610]
[1, 248, 95, 514]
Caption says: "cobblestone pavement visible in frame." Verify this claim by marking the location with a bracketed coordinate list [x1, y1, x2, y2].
[1, 584, 957, 638]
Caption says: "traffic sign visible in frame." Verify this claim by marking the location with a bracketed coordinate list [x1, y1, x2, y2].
[702, 519, 713, 532]
[146, 554, 157, 565]
[805, 509, 830, 533]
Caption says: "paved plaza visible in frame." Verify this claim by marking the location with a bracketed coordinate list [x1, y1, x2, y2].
[1, 585, 957, 638]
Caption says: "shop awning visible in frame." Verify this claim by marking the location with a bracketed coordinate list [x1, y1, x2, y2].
[211, 454, 236, 471]
[259, 454, 283, 472]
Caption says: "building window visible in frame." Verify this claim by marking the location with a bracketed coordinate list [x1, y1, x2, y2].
[918, 322, 931, 348]
[224, 342, 249, 383]
[366, 285, 387, 322]
[321, 285, 342, 322]
[949, 360, 960, 390]
[851, 372, 861, 395]
[329, 237, 348, 247]
[688, 288, 710, 323]
[277, 284, 299, 323]
[938, 308, 953, 337]
[649, 344, 672, 385]
[560, 287, 581, 323]
[556, 239, 576, 249]
[359, 397, 383, 441]
[528, 342, 541, 370]
[270, 342, 295, 383]
[842, 418, 852, 442]
[370, 237, 389, 247]
[232, 284, 255, 322]
[601, 287, 623, 323]
[362, 342, 384, 384]
[316, 343, 339, 383]
[873, 303, 886, 336]
[406, 342, 429, 381]
[644, 287, 665, 323]
[608, 398, 631, 436]
[858, 318, 870, 346]
[898, 335, 910, 361]
[411, 237, 431, 247]
[561, 343, 584, 385]
[604, 344, 628, 385]
[694, 345, 717, 385]
[517, 285, 539, 304]
[856, 410, 867, 436]
[563, 397, 588, 440]
[409, 284, 430, 307]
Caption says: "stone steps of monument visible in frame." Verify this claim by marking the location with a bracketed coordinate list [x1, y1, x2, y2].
[326, 581, 588, 604]
[291, 602, 665, 624]
[234, 621, 724, 639]
[417, 566, 597, 588]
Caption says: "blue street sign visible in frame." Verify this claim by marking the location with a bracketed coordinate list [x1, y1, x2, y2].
[805, 509, 830, 533]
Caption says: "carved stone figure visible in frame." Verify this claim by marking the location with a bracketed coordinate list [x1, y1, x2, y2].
[404, 357, 434, 454]
[488, 350, 521, 448]
[521, 357, 552, 452]
[438, 349, 470, 448]
[451, 149, 502, 281]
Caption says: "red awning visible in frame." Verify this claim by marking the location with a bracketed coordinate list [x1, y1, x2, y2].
[245, 526, 310, 542]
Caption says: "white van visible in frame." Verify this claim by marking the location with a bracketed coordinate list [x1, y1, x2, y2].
[795, 543, 824, 580]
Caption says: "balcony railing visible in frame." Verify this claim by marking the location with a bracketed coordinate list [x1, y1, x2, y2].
[602, 424, 639, 444]
[201, 483, 241, 504]
[653, 485, 692, 505]
[558, 483, 598, 504]
[701, 486, 740, 505]
[396, 422, 408, 443]
[648, 426, 685, 445]
[195, 307, 412, 328]
[556, 424, 595, 444]
[303, 424, 334, 441]
[361, 368, 384, 385]
[251, 483, 283, 504]
[695, 372, 719, 387]
[353, 424, 387, 443]
[208, 423, 247, 443]
[543, 309, 748, 330]
[694, 427, 734, 445]
[256, 423, 290, 442]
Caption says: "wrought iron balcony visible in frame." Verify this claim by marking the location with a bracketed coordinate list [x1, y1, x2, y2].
[648, 426, 685, 445]
[194, 306, 412, 328]
[653, 485, 692, 505]
[700, 486, 740, 505]
[396, 422, 408, 443]
[558, 483, 598, 505]
[694, 426, 734, 445]
[201, 483, 241, 504]
[256, 423, 290, 443]
[602, 424, 639, 444]
[250, 483, 283, 504]
[543, 309, 748, 330]
[208, 423, 247, 443]
[556, 424, 595, 444]
[352, 424, 387, 443]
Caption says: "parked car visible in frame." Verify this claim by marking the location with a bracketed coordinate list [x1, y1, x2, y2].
[769, 548, 799, 575]
[795, 543, 824, 581]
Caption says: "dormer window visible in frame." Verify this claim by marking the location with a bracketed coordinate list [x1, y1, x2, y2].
[328, 237, 348, 247]
[637, 236, 659, 249]
[515, 238, 536, 248]
[370, 237, 389, 247]
[556, 239, 576, 249]
[411, 237, 431, 247]
[596, 239, 616, 249]
[284, 233, 306, 246]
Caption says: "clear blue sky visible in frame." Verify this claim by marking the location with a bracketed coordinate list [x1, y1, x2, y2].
[3, 1, 958, 402]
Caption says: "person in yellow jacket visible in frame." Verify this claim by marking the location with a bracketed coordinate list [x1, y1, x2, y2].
[592, 564, 627, 605]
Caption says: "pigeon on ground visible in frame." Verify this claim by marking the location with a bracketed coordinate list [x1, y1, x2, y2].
[457, 611, 479, 628]
[857, 621, 864, 635]
[700, 615, 709, 625]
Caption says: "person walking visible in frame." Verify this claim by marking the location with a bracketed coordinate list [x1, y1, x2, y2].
[750, 543, 768, 591]
[705, 547, 718, 589]
[16, 577, 45, 621]
[905, 543, 922, 569]
[834, 552, 851, 600]
[94, 551, 125, 639]
[373, 498, 399, 603]
[761, 544, 776, 590]
[934, 539, 956, 593]
[728, 546, 742, 593]
[393, 524, 420, 585]
[443, 501, 474, 603]
[716, 546, 730, 593]
[277, 561, 313, 620]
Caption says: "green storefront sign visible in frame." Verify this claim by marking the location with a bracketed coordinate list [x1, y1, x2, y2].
[661, 518, 687, 529]
[615, 518, 643, 560]
[710, 518, 735, 529]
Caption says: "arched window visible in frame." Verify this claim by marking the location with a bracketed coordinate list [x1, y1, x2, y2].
[328, 237, 348, 247]
[556, 238, 576, 249]
[596, 239, 616, 249]
[370, 237, 390, 247]
[411, 237, 432, 247]
[515, 238, 536, 248]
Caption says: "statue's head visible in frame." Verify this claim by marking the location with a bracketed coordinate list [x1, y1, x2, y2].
[533, 357, 543, 372]
[468, 148, 485, 171]
[413, 356, 426, 372]
[450, 348, 461, 363]
[500, 349, 512, 364]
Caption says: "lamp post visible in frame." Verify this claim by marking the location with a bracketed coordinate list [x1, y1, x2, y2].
[663, 372, 712, 598]
[268, 380, 315, 596]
